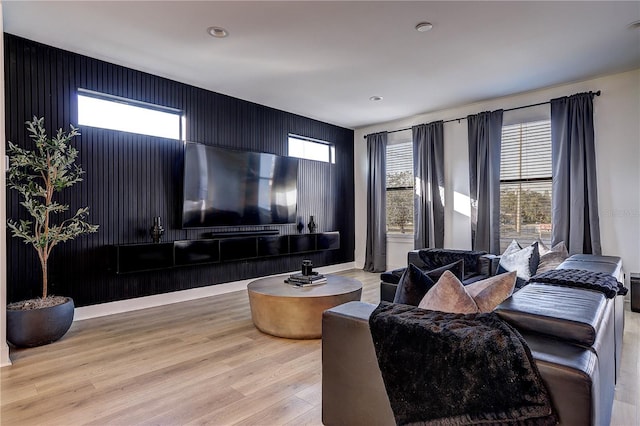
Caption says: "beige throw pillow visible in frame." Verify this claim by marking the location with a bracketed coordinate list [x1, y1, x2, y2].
[465, 271, 517, 312]
[418, 271, 479, 314]
[536, 241, 569, 273]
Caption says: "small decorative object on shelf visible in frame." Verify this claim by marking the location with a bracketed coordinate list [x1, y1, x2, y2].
[297, 220, 304, 233]
[150, 216, 165, 243]
[307, 215, 317, 233]
[302, 259, 313, 276]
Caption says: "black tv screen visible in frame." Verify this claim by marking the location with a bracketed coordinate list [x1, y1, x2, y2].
[182, 142, 298, 228]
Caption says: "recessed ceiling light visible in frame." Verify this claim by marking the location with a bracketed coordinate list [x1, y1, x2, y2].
[207, 26, 229, 38]
[629, 20, 640, 30]
[369, 96, 383, 101]
[415, 22, 433, 33]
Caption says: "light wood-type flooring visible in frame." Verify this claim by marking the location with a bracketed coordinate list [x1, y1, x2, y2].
[1, 269, 638, 425]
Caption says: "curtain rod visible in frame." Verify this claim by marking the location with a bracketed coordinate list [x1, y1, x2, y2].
[363, 90, 601, 139]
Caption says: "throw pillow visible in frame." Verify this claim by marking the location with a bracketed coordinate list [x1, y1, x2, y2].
[536, 241, 569, 273]
[535, 238, 551, 257]
[497, 242, 540, 281]
[424, 259, 465, 282]
[418, 271, 479, 314]
[393, 260, 465, 306]
[502, 239, 522, 257]
[465, 271, 517, 312]
[393, 264, 436, 306]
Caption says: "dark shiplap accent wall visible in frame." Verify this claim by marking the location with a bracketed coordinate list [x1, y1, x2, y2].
[4, 34, 355, 306]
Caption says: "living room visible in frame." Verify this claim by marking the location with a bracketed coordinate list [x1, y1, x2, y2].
[1, 1, 639, 425]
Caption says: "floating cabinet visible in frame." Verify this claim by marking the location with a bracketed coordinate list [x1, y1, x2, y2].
[110, 232, 339, 274]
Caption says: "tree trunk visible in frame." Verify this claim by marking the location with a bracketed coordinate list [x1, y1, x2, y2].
[41, 258, 48, 299]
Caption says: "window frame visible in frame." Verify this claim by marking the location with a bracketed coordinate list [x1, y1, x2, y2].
[385, 139, 414, 235]
[499, 120, 553, 251]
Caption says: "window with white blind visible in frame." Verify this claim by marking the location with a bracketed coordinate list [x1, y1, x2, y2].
[386, 142, 414, 234]
[499, 120, 552, 252]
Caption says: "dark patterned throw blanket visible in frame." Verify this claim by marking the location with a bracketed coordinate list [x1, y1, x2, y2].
[369, 302, 557, 426]
[531, 269, 627, 299]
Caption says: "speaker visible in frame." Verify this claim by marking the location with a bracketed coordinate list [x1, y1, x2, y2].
[631, 273, 640, 313]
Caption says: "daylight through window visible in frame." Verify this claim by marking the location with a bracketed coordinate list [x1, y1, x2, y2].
[288, 135, 335, 163]
[77, 90, 182, 140]
[386, 142, 414, 234]
[499, 120, 552, 252]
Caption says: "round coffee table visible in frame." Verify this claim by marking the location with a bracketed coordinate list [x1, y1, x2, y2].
[247, 275, 362, 339]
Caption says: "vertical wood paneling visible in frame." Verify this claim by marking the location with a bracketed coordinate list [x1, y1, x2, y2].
[5, 34, 355, 306]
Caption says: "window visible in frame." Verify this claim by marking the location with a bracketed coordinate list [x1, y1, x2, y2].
[287, 135, 335, 163]
[500, 120, 552, 252]
[77, 89, 183, 140]
[386, 141, 414, 234]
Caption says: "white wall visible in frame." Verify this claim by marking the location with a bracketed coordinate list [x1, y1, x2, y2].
[355, 69, 640, 284]
[1, 0, 12, 367]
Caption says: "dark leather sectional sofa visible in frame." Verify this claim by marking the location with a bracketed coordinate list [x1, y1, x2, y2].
[379, 249, 500, 302]
[322, 253, 625, 425]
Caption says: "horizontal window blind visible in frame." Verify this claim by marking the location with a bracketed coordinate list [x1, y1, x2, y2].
[386, 142, 413, 188]
[501, 120, 552, 181]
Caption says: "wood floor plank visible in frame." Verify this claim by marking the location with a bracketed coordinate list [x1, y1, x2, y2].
[1, 269, 638, 425]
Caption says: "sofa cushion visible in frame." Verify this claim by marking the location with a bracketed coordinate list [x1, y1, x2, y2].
[418, 270, 479, 314]
[495, 283, 607, 346]
[466, 271, 517, 313]
[558, 259, 622, 278]
[393, 261, 464, 306]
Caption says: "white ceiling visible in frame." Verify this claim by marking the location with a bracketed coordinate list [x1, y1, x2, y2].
[3, 1, 640, 129]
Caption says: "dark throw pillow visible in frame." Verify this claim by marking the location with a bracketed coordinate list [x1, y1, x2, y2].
[424, 259, 464, 282]
[393, 264, 436, 306]
[393, 260, 464, 306]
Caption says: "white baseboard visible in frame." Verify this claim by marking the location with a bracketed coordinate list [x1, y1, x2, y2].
[74, 262, 356, 321]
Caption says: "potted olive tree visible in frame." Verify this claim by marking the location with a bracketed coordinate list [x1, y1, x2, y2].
[6, 117, 98, 347]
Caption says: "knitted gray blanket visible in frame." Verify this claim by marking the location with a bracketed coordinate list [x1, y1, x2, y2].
[531, 268, 627, 298]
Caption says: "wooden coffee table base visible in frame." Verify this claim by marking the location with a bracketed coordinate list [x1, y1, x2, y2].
[247, 275, 362, 339]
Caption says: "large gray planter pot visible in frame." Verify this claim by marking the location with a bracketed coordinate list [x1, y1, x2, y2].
[6, 297, 75, 347]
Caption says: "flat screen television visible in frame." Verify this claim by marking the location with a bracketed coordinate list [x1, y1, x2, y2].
[182, 142, 298, 228]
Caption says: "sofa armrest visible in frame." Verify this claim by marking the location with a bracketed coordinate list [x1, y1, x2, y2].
[322, 302, 395, 426]
[479, 254, 500, 276]
[407, 249, 427, 269]
[380, 281, 398, 302]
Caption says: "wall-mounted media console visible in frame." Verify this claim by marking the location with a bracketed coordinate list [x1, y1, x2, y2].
[109, 232, 340, 274]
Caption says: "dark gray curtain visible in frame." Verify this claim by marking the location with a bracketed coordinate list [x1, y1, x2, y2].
[468, 110, 503, 254]
[364, 132, 387, 272]
[551, 92, 601, 255]
[412, 121, 445, 249]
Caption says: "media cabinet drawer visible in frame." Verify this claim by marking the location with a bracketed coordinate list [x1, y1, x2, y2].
[175, 240, 220, 266]
[111, 243, 174, 274]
